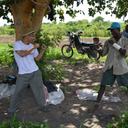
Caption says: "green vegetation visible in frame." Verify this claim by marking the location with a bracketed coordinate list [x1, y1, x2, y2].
[41, 19, 126, 37]
[0, 43, 14, 66]
[0, 26, 15, 36]
[33, 30, 67, 82]
[0, 115, 51, 128]
[0, 114, 94, 128]
[93, 85, 100, 92]
[0, 18, 127, 37]
[1, 110, 128, 128]
[107, 108, 128, 128]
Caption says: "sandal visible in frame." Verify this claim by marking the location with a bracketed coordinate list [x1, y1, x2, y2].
[88, 103, 100, 113]
[5, 112, 15, 119]
[39, 106, 51, 112]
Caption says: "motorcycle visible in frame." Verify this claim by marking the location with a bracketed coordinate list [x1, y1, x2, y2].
[61, 30, 102, 60]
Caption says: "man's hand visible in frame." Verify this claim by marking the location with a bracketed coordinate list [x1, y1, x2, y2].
[34, 43, 40, 49]
[41, 44, 47, 51]
[108, 39, 114, 45]
[34, 44, 47, 61]
[108, 39, 126, 56]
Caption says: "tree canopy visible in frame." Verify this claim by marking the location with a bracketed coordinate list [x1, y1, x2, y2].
[87, 0, 128, 22]
[0, 0, 84, 40]
[1, 0, 128, 25]
[92, 16, 104, 22]
[0, 0, 84, 24]
[0, 0, 128, 40]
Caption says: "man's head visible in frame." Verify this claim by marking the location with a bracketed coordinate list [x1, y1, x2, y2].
[22, 28, 35, 43]
[22, 28, 34, 37]
[107, 22, 121, 30]
[107, 22, 121, 38]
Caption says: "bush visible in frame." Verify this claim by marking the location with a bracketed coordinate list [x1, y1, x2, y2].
[8, 29, 15, 35]
[34, 29, 66, 82]
[0, 115, 51, 128]
[0, 43, 14, 66]
[107, 109, 128, 128]
[96, 30, 105, 37]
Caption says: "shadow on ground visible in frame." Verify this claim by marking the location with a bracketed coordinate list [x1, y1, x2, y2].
[0, 61, 128, 128]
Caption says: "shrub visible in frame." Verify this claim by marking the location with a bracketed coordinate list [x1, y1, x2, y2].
[107, 109, 128, 128]
[0, 43, 14, 66]
[8, 29, 15, 35]
[0, 115, 51, 128]
[34, 29, 66, 82]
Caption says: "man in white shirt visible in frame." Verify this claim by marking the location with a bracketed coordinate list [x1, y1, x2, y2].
[6, 28, 50, 119]
[89, 22, 128, 112]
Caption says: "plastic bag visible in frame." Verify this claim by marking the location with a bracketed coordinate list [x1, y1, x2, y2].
[0, 84, 16, 99]
[76, 89, 121, 103]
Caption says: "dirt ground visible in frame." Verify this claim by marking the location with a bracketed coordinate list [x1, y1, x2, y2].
[0, 37, 128, 128]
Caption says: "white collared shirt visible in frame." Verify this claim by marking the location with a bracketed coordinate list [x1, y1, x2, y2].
[102, 36, 128, 75]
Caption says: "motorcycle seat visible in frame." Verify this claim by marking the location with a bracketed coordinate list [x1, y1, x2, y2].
[81, 42, 94, 46]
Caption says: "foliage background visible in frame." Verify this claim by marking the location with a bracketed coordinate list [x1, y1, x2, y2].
[1, 16, 128, 37]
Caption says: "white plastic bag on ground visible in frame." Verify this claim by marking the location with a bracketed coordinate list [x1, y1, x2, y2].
[48, 84, 65, 105]
[76, 89, 121, 102]
[48, 89, 65, 105]
[0, 83, 65, 105]
[0, 84, 16, 99]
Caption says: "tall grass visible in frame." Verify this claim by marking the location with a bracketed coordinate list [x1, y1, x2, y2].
[0, 43, 13, 66]
[0, 43, 107, 67]
[45, 46, 63, 60]
[46, 47, 106, 65]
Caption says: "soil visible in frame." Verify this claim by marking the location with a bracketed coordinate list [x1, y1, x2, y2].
[0, 37, 128, 128]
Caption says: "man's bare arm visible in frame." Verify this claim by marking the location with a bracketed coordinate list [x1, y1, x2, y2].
[16, 43, 40, 57]
[35, 44, 47, 61]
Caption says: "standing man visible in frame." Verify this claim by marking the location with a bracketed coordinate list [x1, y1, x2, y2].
[89, 22, 128, 112]
[6, 28, 50, 119]
[121, 24, 128, 38]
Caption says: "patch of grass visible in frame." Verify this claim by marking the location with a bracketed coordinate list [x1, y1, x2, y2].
[61, 86, 68, 93]
[0, 35, 14, 37]
[125, 88, 128, 93]
[44, 47, 91, 65]
[126, 57, 128, 63]
[0, 43, 107, 67]
[120, 86, 128, 94]
[0, 115, 51, 128]
[45, 46, 63, 60]
[93, 85, 100, 92]
[0, 43, 14, 67]
[61, 48, 106, 65]
[107, 108, 128, 128]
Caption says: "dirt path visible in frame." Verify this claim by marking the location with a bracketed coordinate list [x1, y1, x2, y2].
[0, 61, 128, 128]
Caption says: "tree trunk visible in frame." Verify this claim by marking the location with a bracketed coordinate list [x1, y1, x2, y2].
[10, 0, 51, 41]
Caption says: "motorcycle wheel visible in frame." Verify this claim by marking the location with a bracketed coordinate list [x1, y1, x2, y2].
[61, 44, 73, 58]
[87, 50, 100, 60]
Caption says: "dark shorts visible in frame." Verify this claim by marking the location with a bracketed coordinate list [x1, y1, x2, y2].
[101, 67, 128, 87]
